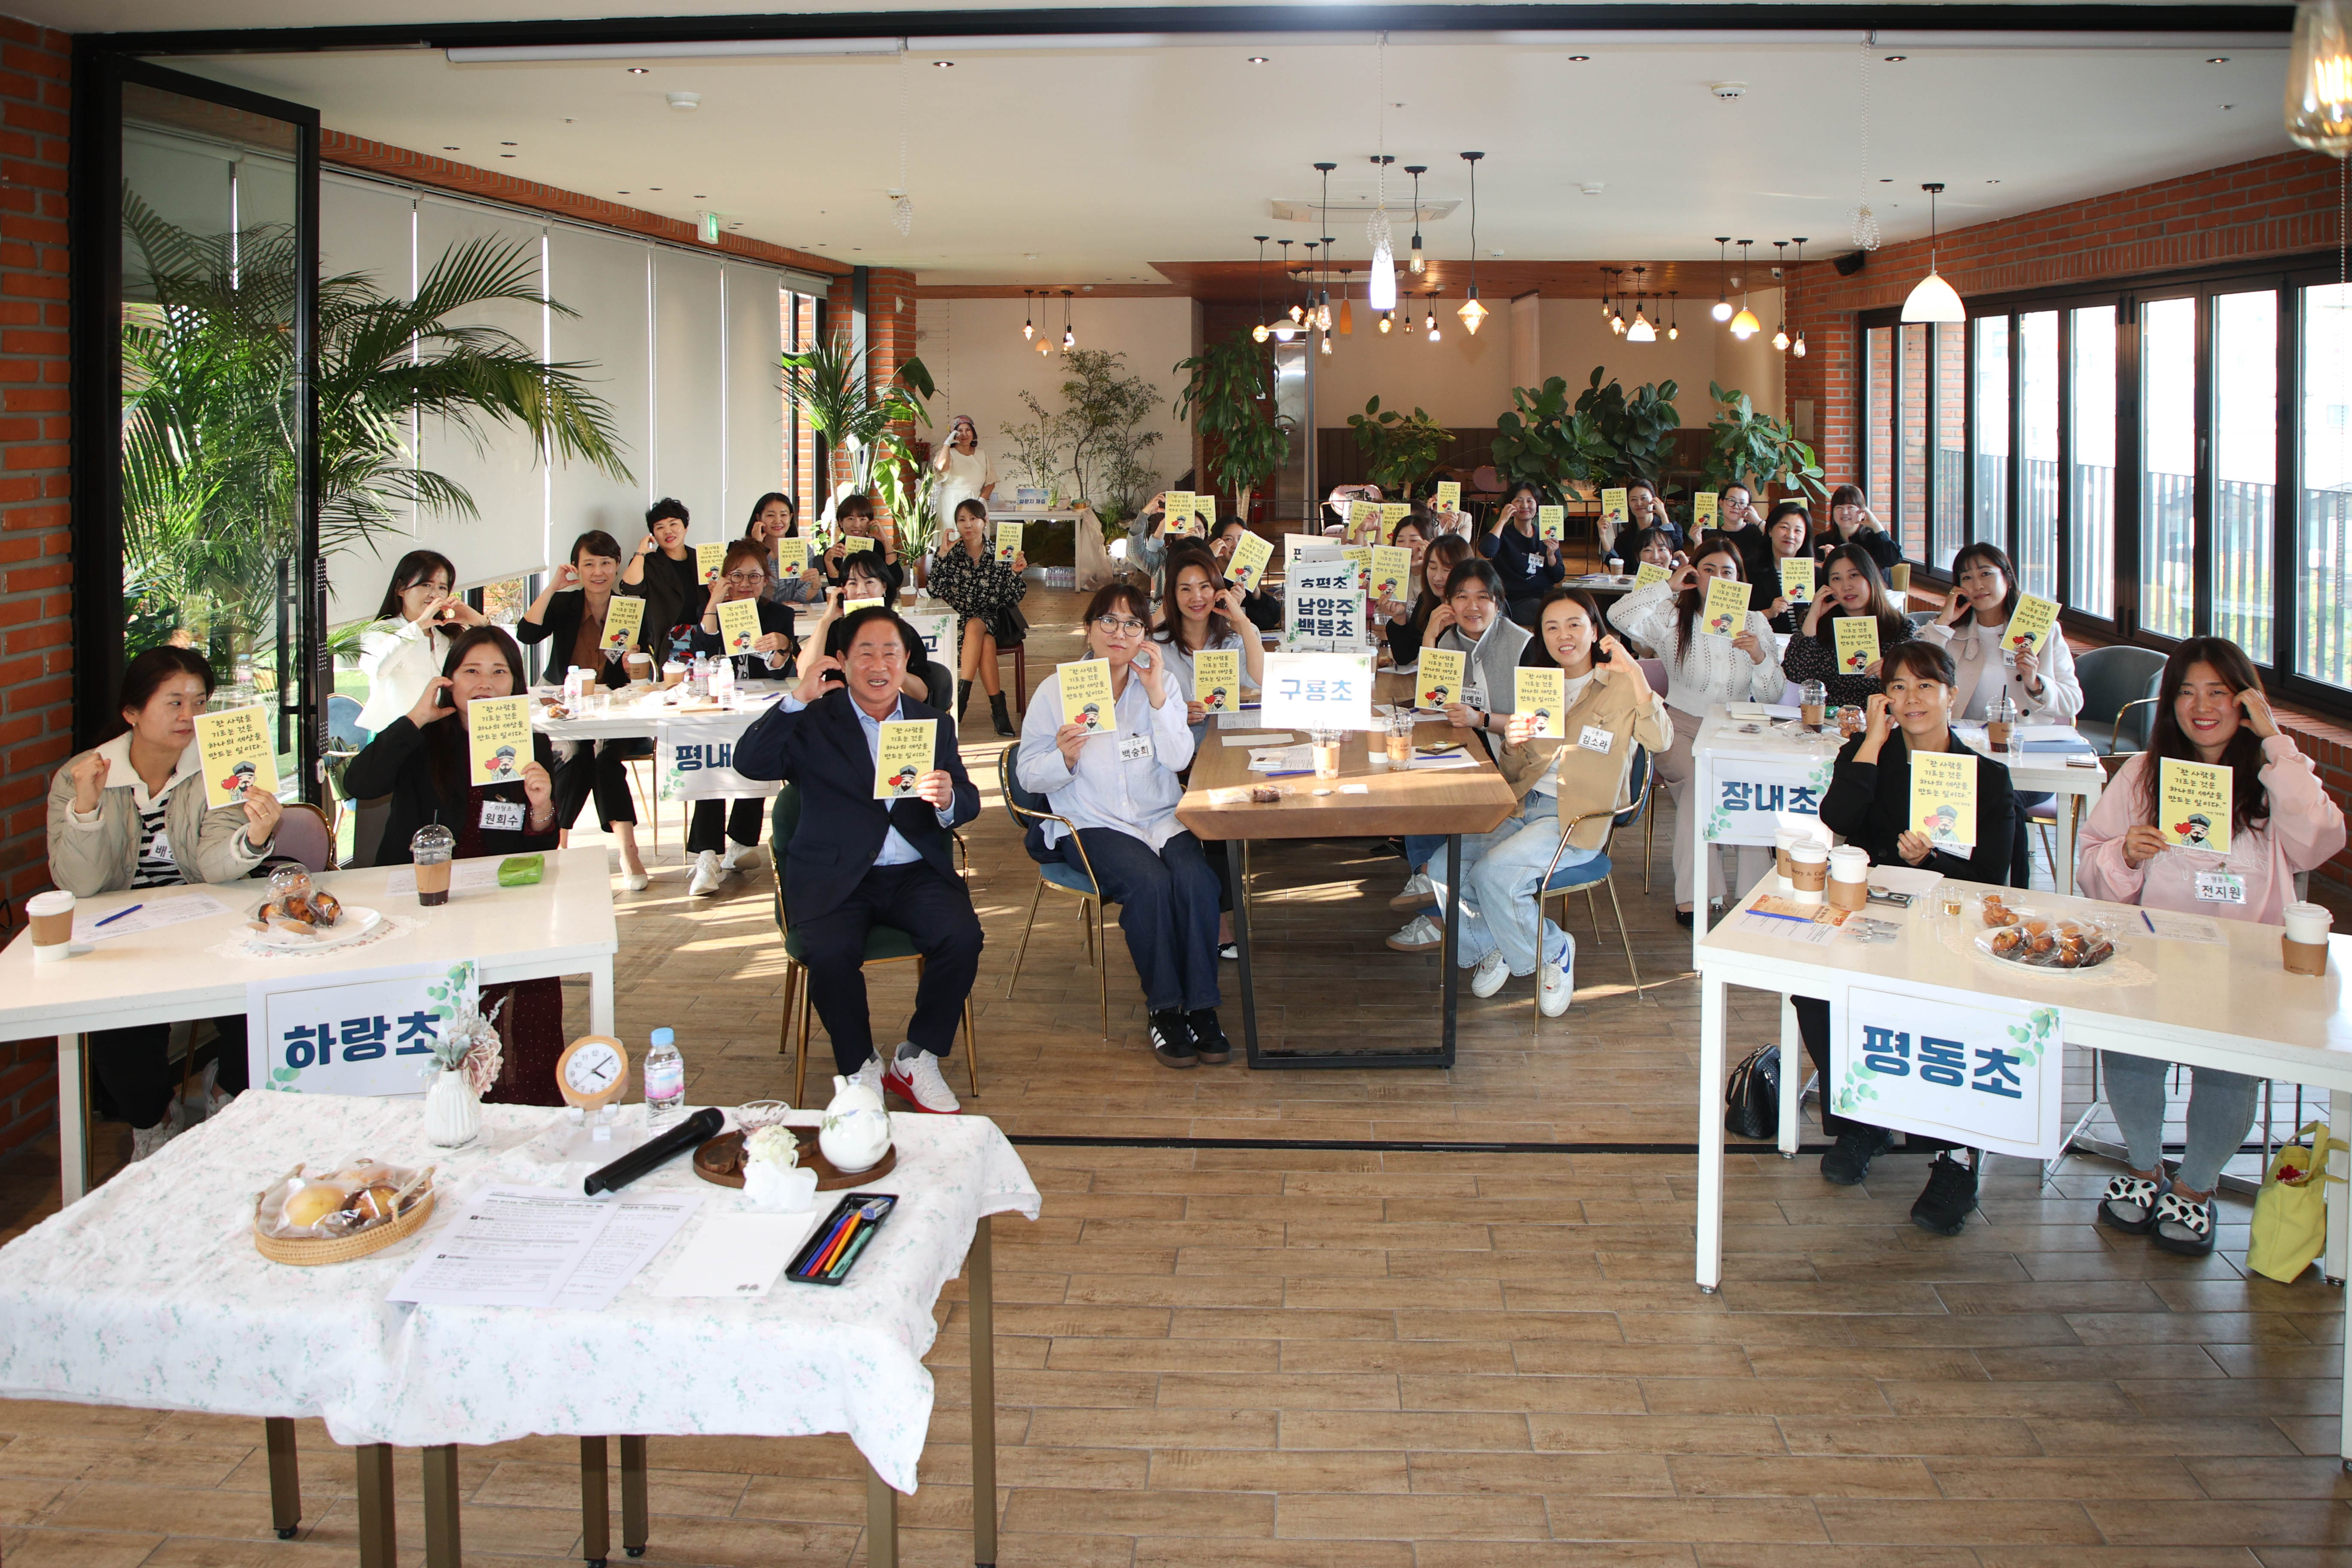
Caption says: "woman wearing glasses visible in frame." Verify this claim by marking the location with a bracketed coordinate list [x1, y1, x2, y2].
[1017, 584, 1227, 1071]
[682, 539, 799, 896]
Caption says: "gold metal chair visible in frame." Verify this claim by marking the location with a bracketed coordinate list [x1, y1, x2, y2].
[995, 742, 1111, 1041]
[1530, 743, 1656, 1017]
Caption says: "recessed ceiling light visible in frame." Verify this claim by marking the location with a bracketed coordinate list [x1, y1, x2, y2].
[693, 194, 706, 199]
[933, 59, 953, 67]
[618, 190, 630, 194]
[443, 145, 459, 151]
[1247, 55, 1268, 64]
[1568, 54, 1589, 61]
[2208, 55, 2230, 63]
[1986, 178, 2001, 184]
[627, 67, 649, 74]
[1883, 54, 1906, 62]
[1880, 178, 1893, 183]
[650, 187, 663, 191]
[501, 153, 516, 159]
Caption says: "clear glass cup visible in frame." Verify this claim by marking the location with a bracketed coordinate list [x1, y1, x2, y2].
[1384, 708, 1416, 766]
[1310, 728, 1344, 780]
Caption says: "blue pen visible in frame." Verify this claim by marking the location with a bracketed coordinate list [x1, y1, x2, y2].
[93, 904, 142, 928]
[2143, 910, 2157, 934]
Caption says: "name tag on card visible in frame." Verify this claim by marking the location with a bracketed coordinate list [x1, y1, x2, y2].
[480, 799, 525, 833]
[2195, 871, 2247, 904]
[1577, 724, 1614, 755]
[1118, 732, 1154, 763]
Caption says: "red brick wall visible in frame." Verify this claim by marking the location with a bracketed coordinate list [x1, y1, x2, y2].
[0, 18, 70, 1162]
[822, 268, 918, 510]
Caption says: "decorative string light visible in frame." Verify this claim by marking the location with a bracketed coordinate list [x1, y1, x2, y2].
[1851, 41, 1881, 248]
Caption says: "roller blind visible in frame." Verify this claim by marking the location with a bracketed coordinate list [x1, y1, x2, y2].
[722, 265, 786, 531]
[319, 174, 418, 626]
[652, 248, 724, 539]
[548, 225, 652, 553]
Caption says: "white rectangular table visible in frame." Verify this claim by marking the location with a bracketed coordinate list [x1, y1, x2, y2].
[0, 1090, 1038, 1566]
[1693, 878, 2352, 1463]
[0, 846, 618, 1203]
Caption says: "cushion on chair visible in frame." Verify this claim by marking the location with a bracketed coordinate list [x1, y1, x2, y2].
[782, 922, 923, 965]
[1039, 859, 1099, 897]
[1542, 852, 1614, 894]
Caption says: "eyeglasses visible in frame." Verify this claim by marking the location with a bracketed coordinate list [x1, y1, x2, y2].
[1093, 615, 1148, 635]
[723, 570, 769, 585]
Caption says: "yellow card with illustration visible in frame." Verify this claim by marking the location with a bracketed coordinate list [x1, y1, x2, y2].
[1909, 751, 1977, 849]
[841, 597, 887, 614]
[1599, 486, 1629, 524]
[1194, 494, 1218, 527]
[193, 704, 279, 810]
[1536, 505, 1565, 542]
[1347, 501, 1381, 545]
[1434, 481, 1461, 513]
[1632, 560, 1673, 590]
[1417, 647, 1467, 711]
[993, 520, 1023, 567]
[774, 538, 809, 576]
[2159, 758, 2233, 854]
[598, 593, 644, 655]
[1228, 530, 1274, 593]
[1369, 545, 1412, 603]
[1341, 546, 1373, 594]
[1163, 492, 1194, 536]
[1058, 658, 1114, 732]
[2001, 593, 2061, 656]
[1778, 556, 1816, 604]
[1701, 576, 1752, 639]
[1193, 648, 1241, 713]
[1692, 490, 1720, 528]
[1379, 501, 1411, 533]
[466, 695, 533, 787]
[1832, 615, 1881, 674]
[1514, 668, 1565, 739]
[873, 718, 936, 801]
[839, 534, 875, 554]
[693, 541, 728, 583]
[716, 596, 763, 654]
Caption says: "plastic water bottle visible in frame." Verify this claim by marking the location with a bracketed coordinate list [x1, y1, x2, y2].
[643, 1027, 684, 1128]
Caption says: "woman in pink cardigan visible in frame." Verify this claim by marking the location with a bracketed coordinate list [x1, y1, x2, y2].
[2079, 637, 2346, 1256]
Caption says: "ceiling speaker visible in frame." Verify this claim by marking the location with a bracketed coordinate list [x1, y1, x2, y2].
[1833, 251, 1868, 277]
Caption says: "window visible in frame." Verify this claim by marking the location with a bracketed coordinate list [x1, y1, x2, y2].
[1973, 316, 2009, 561]
[2016, 312, 2060, 599]
[1864, 325, 1893, 516]
[2069, 306, 2117, 619]
[2213, 290, 2276, 666]
[1932, 322, 1967, 569]
[1898, 325, 1928, 562]
[2301, 283, 2352, 692]
[2140, 295, 2197, 641]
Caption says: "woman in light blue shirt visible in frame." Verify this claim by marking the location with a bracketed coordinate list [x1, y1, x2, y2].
[1017, 582, 1225, 1071]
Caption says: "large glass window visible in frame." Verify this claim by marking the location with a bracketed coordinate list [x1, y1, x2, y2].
[1865, 325, 1893, 514]
[1973, 315, 2009, 558]
[2302, 283, 2352, 692]
[2213, 290, 2276, 666]
[2017, 311, 2060, 599]
[1932, 321, 1966, 569]
[2141, 296, 2197, 640]
[2069, 306, 2117, 619]
[1898, 325, 1928, 560]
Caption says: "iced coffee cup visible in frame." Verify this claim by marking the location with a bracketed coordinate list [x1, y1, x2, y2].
[411, 824, 456, 907]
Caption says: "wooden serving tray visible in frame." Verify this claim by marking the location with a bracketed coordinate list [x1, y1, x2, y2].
[693, 1128, 896, 1192]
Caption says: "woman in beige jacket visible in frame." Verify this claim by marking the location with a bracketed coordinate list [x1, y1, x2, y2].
[46, 647, 280, 1159]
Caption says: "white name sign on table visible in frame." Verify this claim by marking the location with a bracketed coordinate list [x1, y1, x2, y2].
[247, 958, 481, 1097]
[1259, 652, 1374, 733]
[657, 726, 785, 804]
[1704, 755, 1835, 846]
[903, 608, 958, 662]
[1829, 980, 2064, 1159]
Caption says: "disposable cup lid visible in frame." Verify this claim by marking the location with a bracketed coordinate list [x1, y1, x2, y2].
[26, 890, 74, 916]
[1789, 843, 1829, 862]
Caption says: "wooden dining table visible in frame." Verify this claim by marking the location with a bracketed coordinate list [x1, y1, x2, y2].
[1174, 670, 1519, 1069]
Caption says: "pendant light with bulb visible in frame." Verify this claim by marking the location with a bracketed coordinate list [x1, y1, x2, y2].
[1273, 240, 1298, 339]
[1406, 165, 1427, 273]
[1457, 151, 1488, 335]
[2288, 0, 2352, 153]
[1425, 290, 1441, 343]
[1625, 265, 1657, 343]
[1789, 238, 1809, 356]
[1899, 184, 1966, 323]
[1252, 237, 1272, 343]
[1021, 289, 1035, 342]
[1667, 291, 1680, 341]
[1061, 289, 1075, 351]
[1711, 237, 1733, 322]
[1729, 242, 1762, 340]
[1314, 162, 1338, 331]
[1338, 269, 1354, 335]
[1301, 242, 1319, 331]
[1770, 242, 1791, 351]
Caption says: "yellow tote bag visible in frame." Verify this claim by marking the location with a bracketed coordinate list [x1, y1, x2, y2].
[2245, 1120, 2346, 1284]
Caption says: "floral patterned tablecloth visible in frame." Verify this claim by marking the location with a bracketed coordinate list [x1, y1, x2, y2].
[0, 1089, 1038, 1493]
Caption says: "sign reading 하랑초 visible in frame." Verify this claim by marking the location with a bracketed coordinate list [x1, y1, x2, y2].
[248, 959, 482, 1098]
[1830, 982, 2064, 1160]
[1259, 651, 1372, 732]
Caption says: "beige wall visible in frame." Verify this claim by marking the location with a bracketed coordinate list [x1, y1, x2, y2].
[1307, 302, 1513, 429]
[914, 296, 1196, 498]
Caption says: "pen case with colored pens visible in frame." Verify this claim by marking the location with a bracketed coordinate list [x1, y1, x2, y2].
[787, 1191, 898, 1286]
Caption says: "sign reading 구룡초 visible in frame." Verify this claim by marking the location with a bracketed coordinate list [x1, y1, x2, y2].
[1259, 652, 1373, 733]
[1828, 982, 2064, 1160]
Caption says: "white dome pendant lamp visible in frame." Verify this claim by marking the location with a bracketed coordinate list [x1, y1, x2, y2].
[1900, 183, 1966, 324]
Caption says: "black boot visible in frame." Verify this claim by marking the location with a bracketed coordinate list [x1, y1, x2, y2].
[990, 693, 1015, 737]
[958, 679, 976, 721]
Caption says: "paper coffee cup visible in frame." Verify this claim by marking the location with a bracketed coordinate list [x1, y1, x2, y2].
[1828, 845, 1871, 884]
[27, 890, 74, 960]
[1789, 843, 1829, 904]
[2284, 901, 2333, 945]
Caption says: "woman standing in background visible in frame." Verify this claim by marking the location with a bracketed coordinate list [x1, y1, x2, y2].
[930, 414, 998, 536]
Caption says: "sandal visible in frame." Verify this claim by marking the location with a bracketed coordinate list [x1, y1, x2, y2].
[2151, 1189, 2216, 1257]
[2097, 1173, 2166, 1236]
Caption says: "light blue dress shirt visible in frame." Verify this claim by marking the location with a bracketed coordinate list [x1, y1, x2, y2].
[778, 692, 957, 866]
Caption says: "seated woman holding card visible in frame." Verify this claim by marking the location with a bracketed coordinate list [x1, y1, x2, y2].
[1017, 584, 1227, 1071]
[744, 491, 823, 605]
[1373, 511, 1434, 625]
[356, 549, 485, 736]
[1383, 534, 1474, 673]
[1479, 481, 1565, 627]
[1796, 640, 2015, 1235]
[680, 540, 799, 897]
[1815, 483, 1904, 576]
[1414, 589, 1670, 1016]
[1607, 535, 1785, 927]
[818, 493, 905, 605]
[342, 625, 567, 1105]
[928, 496, 1029, 738]
[1757, 502, 1816, 634]
[516, 528, 653, 889]
[1620, 478, 1685, 555]
[1154, 543, 1266, 734]
[1781, 543, 1917, 711]
[1204, 516, 1282, 632]
[2078, 637, 2345, 1256]
[46, 647, 282, 1161]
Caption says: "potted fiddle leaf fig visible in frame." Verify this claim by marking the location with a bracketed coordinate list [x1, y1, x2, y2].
[1173, 331, 1292, 522]
[1705, 381, 1827, 502]
[1346, 396, 1452, 497]
[1574, 367, 1681, 481]
[1492, 376, 1615, 501]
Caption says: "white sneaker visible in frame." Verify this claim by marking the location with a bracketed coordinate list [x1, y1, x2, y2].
[1469, 950, 1511, 997]
[849, 1052, 888, 1100]
[1388, 871, 1435, 912]
[1385, 914, 1445, 953]
[720, 840, 762, 872]
[1539, 962, 1574, 1017]
[887, 1047, 962, 1115]
[688, 850, 723, 897]
[130, 1121, 177, 1162]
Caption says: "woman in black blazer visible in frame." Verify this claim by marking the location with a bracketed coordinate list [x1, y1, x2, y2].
[516, 528, 657, 888]
[1795, 638, 2015, 1237]
[340, 625, 567, 1105]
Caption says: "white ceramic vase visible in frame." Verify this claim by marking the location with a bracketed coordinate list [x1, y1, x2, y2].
[423, 1068, 481, 1148]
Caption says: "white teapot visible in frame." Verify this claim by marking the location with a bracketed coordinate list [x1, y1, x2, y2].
[818, 1073, 891, 1174]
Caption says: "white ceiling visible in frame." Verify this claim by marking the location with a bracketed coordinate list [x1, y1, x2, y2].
[159, 32, 2296, 288]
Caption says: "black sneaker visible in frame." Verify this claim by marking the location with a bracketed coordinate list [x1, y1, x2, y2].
[1148, 1010, 1197, 1069]
[1186, 1008, 1231, 1065]
[1819, 1126, 1894, 1186]
[1911, 1152, 1979, 1235]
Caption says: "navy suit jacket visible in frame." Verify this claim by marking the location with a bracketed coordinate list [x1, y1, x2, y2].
[732, 688, 980, 922]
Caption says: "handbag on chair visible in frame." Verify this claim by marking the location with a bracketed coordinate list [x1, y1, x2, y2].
[1724, 1044, 1780, 1141]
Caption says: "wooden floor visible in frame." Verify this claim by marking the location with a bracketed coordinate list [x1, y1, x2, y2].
[3, 588, 2349, 1565]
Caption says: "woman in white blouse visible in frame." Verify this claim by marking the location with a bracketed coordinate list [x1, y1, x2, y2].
[930, 414, 998, 535]
[1608, 535, 1784, 925]
[1017, 583, 1227, 1071]
[356, 550, 484, 734]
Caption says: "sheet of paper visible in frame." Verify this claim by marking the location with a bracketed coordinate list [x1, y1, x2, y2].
[383, 860, 507, 898]
[550, 1189, 704, 1311]
[1409, 747, 1479, 770]
[1214, 707, 1269, 728]
[1220, 732, 1295, 746]
[1736, 897, 1851, 946]
[387, 1185, 620, 1309]
[1247, 745, 1314, 774]
[2136, 908, 2227, 945]
[1725, 703, 1801, 721]
[650, 1211, 824, 1299]
[73, 888, 234, 943]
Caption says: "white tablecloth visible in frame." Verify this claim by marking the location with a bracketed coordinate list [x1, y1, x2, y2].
[0, 1090, 1038, 1492]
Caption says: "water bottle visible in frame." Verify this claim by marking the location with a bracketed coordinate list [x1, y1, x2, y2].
[643, 1027, 684, 1128]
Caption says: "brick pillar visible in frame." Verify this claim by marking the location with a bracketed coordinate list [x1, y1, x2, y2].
[0, 18, 74, 1164]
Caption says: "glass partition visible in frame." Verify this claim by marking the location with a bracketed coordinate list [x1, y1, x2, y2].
[2068, 306, 2117, 620]
[1972, 315, 2010, 555]
[2301, 283, 2352, 692]
[2140, 296, 2197, 641]
[2016, 311, 2060, 599]
[2213, 290, 2277, 665]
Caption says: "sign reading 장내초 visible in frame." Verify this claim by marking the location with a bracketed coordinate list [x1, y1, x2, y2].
[1829, 981, 2064, 1160]
[1703, 755, 1834, 845]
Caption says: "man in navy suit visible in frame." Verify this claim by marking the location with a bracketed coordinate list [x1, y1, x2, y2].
[733, 606, 981, 1113]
